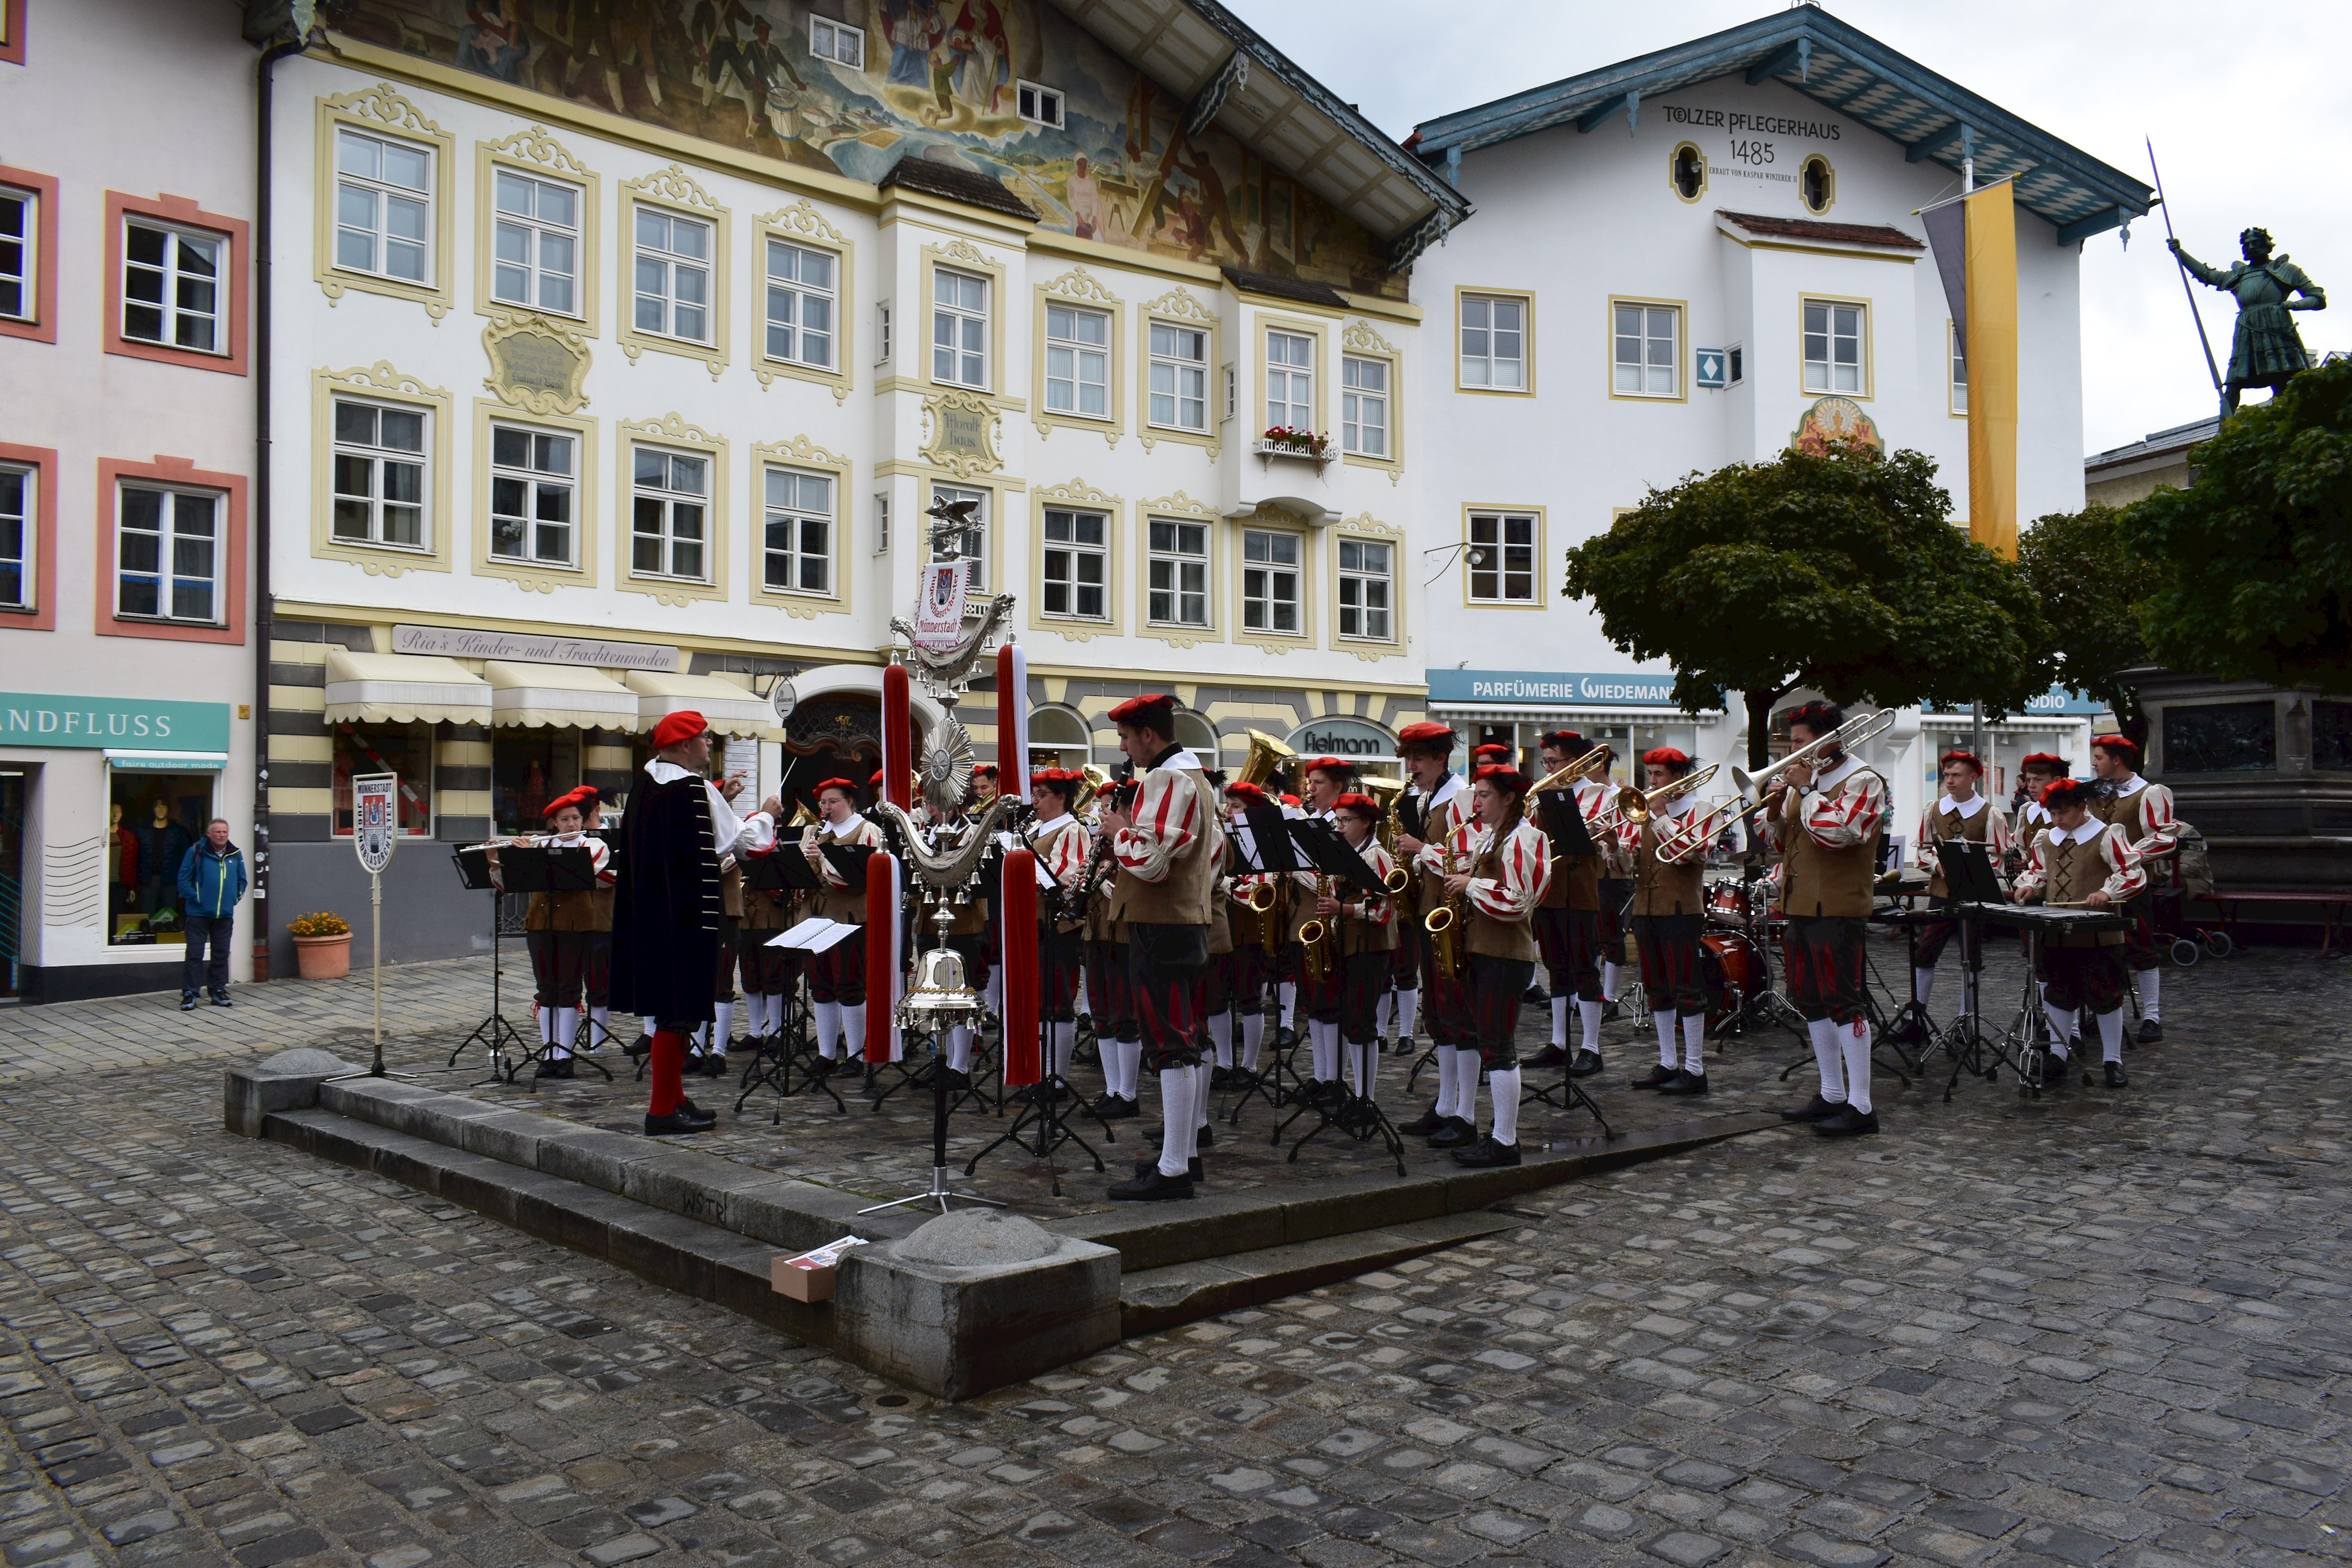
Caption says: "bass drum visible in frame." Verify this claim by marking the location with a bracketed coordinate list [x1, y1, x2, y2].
[1701, 931, 1765, 1032]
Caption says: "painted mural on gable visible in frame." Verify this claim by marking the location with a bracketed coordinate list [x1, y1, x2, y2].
[324, 0, 1409, 298]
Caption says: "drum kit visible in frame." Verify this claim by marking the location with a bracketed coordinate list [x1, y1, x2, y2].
[1698, 876, 1778, 1034]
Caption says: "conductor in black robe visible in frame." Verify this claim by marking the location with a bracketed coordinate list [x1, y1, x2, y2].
[612, 710, 740, 1135]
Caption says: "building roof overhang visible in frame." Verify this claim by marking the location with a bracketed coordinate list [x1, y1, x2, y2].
[1042, 0, 1475, 269]
[1410, 9, 2152, 246]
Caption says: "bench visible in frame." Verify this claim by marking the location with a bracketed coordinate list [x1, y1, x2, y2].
[2203, 890, 2352, 957]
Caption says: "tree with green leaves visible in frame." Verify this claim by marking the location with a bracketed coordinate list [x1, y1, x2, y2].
[2121, 354, 2352, 693]
[1561, 442, 2045, 768]
[2016, 502, 2159, 748]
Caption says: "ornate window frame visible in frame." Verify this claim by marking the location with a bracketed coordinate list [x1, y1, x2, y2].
[752, 200, 854, 402]
[618, 166, 731, 378]
[1339, 320, 1402, 483]
[311, 362, 455, 576]
[751, 435, 853, 619]
[1669, 141, 1708, 204]
[1027, 479, 1121, 641]
[618, 412, 729, 605]
[315, 84, 456, 320]
[919, 237, 1010, 402]
[1136, 287, 1220, 458]
[474, 125, 598, 331]
[1233, 509, 1314, 655]
[920, 475, 1005, 596]
[470, 400, 598, 595]
[1031, 268, 1122, 447]
[1328, 512, 1406, 660]
[1135, 490, 1221, 652]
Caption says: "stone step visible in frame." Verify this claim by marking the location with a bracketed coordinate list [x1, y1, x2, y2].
[263, 1105, 835, 1348]
[1117, 1211, 1520, 1337]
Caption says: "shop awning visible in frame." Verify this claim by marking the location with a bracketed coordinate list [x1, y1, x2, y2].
[624, 670, 780, 740]
[484, 661, 640, 731]
[323, 649, 494, 726]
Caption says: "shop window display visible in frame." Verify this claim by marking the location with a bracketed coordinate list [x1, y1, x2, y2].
[110, 769, 211, 945]
[332, 721, 433, 835]
[493, 729, 579, 835]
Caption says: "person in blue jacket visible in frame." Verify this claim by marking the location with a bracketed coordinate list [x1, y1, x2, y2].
[177, 819, 247, 1010]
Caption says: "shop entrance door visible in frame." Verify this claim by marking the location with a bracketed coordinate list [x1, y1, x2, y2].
[0, 772, 24, 999]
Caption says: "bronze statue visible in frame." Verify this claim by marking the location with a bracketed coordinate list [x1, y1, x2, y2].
[2168, 227, 2327, 412]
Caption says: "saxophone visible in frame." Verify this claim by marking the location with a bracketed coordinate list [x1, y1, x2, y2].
[1423, 843, 1468, 982]
[1299, 874, 1336, 984]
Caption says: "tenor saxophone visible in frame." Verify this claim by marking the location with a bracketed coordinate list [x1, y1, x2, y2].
[1423, 845, 1468, 982]
[1299, 874, 1336, 984]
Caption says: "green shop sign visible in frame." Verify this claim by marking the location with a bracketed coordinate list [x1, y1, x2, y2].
[0, 692, 233, 752]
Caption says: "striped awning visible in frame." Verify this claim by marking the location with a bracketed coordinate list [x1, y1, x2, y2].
[624, 670, 780, 739]
[484, 661, 638, 732]
[323, 649, 493, 726]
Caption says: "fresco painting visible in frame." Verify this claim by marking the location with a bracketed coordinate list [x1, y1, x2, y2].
[325, 0, 1409, 297]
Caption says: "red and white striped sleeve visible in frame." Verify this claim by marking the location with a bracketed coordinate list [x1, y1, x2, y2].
[1113, 766, 1199, 884]
[1797, 770, 1885, 850]
[1468, 822, 1550, 921]
[1912, 806, 1939, 873]
[588, 837, 614, 885]
[2133, 783, 2179, 860]
[2014, 829, 2052, 900]
[1357, 843, 1399, 928]
[1045, 819, 1093, 889]
[1986, 806, 2016, 866]
[2099, 826, 2148, 902]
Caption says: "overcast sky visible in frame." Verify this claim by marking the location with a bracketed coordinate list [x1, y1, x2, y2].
[1248, 0, 2349, 459]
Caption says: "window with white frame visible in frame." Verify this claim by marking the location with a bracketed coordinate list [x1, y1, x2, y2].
[932, 267, 987, 387]
[1040, 508, 1107, 620]
[0, 188, 31, 322]
[1467, 512, 1535, 603]
[873, 491, 889, 554]
[1044, 303, 1108, 417]
[334, 127, 432, 284]
[931, 485, 987, 589]
[1017, 82, 1064, 128]
[122, 219, 222, 353]
[117, 485, 219, 624]
[1337, 537, 1392, 640]
[809, 15, 864, 67]
[0, 464, 28, 610]
[763, 467, 833, 595]
[1148, 322, 1207, 431]
[631, 446, 708, 580]
[331, 398, 427, 548]
[632, 206, 711, 342]
[488, 423, 575, 566]
[491, 168, 579, 316]
[1264, 331, 1313, 429]
[1241, 528, 1301, 634]
[1147, 518, 1209, 628]
[763, 239, 835, 369]
[1224, 365, 1236, 421]
[1612, 303, 1678, 397]
[1802, 299, 1865, 394]
[1458, 294, 1525, 389]
[875, 300, 892, 363]
[1949, 322, 1967, 414]
[1342, 355, 1388, 456]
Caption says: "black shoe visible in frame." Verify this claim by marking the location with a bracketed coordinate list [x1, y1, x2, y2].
[1778, 1094, 1841, 1122]
[1209, 1066, 1233, 1091]
[1393, 1033, 1418, 1056]
[1526, 1044, 1568, 1070]
[1657, 1068, 1709, 1097]
[625, 1035, 653, 1060]
[2137, 1020, 2164, 1044]
[210, 992, 233, 1008]
[1629, 1064, 1678, 1091]
[941, 1067, 973, 1091]
[1813, 1105, 1880, 1138]
[1569, 1050, 1604, 1079]
[2104, 1060, 2129, 1089]
[1426, 1115, 1476, 1149]
[1398, 1105, 1448, 1136]
[1107, 1167, 1195, 1202]
[1276, 1026, 1299, 1048]
[808, 1054, 840, 1078]
[533, 1058, 575, 1081]
[1093, 1093, 1139, 1120]
[180, 993, 198, 1012]
[1886, 1015, 1925, 1046]
[644, 1111, 713, 1136]
[705, 1052, 730, 1078]
[677, 1097, 713, 1124]
[1452, 1133, 1523, 1168]
[1601, 1000, 1624, 1023]
[2040, 1052, 2070, 1088]
[1131, 1155, 1204, 1182]
[1523, 984, 1548, 1005]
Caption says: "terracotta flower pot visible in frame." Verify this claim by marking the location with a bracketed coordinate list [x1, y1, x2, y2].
[293, 933, 352, 981]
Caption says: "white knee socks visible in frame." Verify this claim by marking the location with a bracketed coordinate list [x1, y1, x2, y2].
[1239, 1011, 1264, 1072]
[984, 970, 1003, 1020]
[1050, 1020, 1076, 1080]
[2044, 1001, 2078, 1056]
[1115, 1039, 1143, 1102]
[1310, 1019, 1338, 1082]
[1209, 1009, 1233, 1068]
[1655, 1014, 1678, 1070]
[1278, 982, 1297, 1029]
[1396, 986, 1418, 1041]
[711, 1001, 734, 1055]
[1808, 1020, 1847, 1104]
[1602, 962, 1622, 1002]
[1913, 966, 1936, 1009]
[1578, 998, 1603, 1055]
[946, 1025, 973, 1074]
[814, 1000, 842, 1058]
[1432, 1044, 1459, 1117]
[1457, 1054, 1482, 1133]
[2138, 969, 2161, 1022]
[550, 1006, 575, 1060]
[1680, 1013, 1705, 1075]
[1348, 1038, 1379, 1098]
[2095, 1008, 2125, 1062]
[1376, 990, 1394, 1040]
[1488, 1066, 1522, 1146]
[1550, 996, 1569, 1048]
[1157, 1066, 1194, 1177]
[538, 1008, 556, 1048]
[1838, 1019, 1874, 1114]
[841, 1002, 868, 1060]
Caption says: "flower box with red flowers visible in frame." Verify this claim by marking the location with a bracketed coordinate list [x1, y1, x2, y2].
[1252, 426, 1333, 464]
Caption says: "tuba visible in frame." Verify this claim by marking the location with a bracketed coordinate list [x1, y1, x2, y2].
[1069, 762, 1112, 818]
[1238, 728, 1299, 796]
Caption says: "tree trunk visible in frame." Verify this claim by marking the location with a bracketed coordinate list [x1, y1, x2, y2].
[1745, 690, 1776, 771]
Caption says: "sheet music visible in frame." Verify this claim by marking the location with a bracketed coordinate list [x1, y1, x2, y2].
[768, 918, 861, 953]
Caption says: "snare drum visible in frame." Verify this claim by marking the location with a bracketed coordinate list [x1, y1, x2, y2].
[1705, 883, 1748, 928]
[1701, 931, 1765, 1030]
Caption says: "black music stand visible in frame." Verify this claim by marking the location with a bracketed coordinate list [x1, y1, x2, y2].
[1268, 819, 1407, 1173]
[733, 835, 845, 1116]
[1928, 839, 2002, 1091]
[1222, 807, 1309, 1128]
[448, 844, 532, 1081]
[490, 844, 606, 1090]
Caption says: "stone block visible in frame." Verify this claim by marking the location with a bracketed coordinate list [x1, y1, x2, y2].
[222, 1049, 361, 1138]
[537, 1126, 659, 1195]
[458, 1110, 566, 1168]
[834, 1210, 1119, 1401]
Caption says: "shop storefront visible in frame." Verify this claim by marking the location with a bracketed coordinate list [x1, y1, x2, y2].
[1425, 668, 1717, 785]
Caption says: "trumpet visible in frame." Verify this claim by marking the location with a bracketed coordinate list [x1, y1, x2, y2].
[1592, 763, 1720, 833]
[1299, 874, 1337, 984]
[1732, 707, 1897, 799]
[1526, 742, 1614, 796]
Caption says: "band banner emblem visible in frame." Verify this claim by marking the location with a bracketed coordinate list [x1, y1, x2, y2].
[352, 773, 398, 874]
[911, 561, 969, 651]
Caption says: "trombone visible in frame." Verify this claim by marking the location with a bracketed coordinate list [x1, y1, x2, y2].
[1591, 763, 1719, 834]
[1731, 707, 1898, 797]
[1526, 742, 1613, 796]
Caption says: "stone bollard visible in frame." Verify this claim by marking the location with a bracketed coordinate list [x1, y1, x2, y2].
[223, 1048, 362, 1139]
[832, 1209, 1120, 1401]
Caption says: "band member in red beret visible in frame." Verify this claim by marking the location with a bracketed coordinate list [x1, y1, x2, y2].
[1101, 694, 1220, 1201]
[1527, 731, 1612, 1078]
[1622, 748, 1713, 1096]
[1394, 721, 1467, 1134]
[1219, 780, 1278, 1086]
[2088, 734, 2177, 1042]
[522, 788, 612, 1079]
[803, 775, 885, 1071]
[2013, 777, 2147, 1087]
[1085, 777, 1143, 1120]
[1028, 769, 1093, 1089]
[1320, 792, 1403, 1106]
[1899, 750, 2014, 1040]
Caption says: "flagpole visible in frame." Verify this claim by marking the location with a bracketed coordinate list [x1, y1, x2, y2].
[2145, 138, 2226, 415]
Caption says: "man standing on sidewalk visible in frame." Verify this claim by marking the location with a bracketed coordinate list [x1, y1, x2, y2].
[177, 819, 247, 1011]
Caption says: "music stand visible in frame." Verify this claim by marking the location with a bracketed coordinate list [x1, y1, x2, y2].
[733, 837, 845, 1116]
[490, 844, 606, 1090]
[1223, 809, 1308, 1127]
[1264, 820, 1408, 1173]
[448, 845, 532, 1081]
[964, 864, 1111, 1197]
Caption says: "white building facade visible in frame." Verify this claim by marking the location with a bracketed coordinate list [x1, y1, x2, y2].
[1408, 11, 2145, 829]
[0, 0, 261, 1001]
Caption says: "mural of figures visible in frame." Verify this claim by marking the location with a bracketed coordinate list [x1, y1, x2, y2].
[322, 0, 1408, 297]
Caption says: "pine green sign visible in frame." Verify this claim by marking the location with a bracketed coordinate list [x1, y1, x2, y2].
[0, 692, 233, 752]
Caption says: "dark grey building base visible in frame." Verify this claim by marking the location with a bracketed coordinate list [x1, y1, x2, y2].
[266, 841, 488, 978]
[18, 959, 187, 1004]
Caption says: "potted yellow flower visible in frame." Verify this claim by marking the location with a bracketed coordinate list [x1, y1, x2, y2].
[287, 911, 353, 980]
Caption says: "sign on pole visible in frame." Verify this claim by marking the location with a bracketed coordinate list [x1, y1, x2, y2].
[351, 773, 397, 1075]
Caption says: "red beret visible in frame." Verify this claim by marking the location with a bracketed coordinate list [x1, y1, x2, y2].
[1280, 793, 1302, 807]
[1642, 746, 1692, 769]
[2041, 778, 2095, 810]
[1332, 791, 1380, 818]
[1305, 756, 1351, 776]
[1938, 750, 1983, 773]
[814, 777, 858, 798]
[1029, 769, 1079, 796]
[649, 710, 709, 749]
[2020, 752, 2068, 773]
[1224, 780, 1268, 803]
[2091, 734, 2140, 761]
[973, 763, 999, 779]
[1473, 764, 1530, 795]
[1473, 743, 1511, 760]
[1397, 721, 1456, 752]
[1541, 730, 1586, 754]
[542, 787, 591, 819]
[1108, 693, 1176, 729]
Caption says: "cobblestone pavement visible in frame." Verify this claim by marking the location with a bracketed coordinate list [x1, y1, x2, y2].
[1, 944, 2348, 1568]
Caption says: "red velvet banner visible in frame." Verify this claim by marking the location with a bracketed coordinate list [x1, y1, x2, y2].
[999, 849, 1040, 1085]
[882, 664, 912, 811]
[864, 850, 899, 1062]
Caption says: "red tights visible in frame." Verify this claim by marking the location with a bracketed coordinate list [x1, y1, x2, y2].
[647, 1028, 688, 1116]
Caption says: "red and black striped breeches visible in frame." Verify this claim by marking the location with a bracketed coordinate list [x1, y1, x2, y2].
[1223, 946, 1271, 1011]
[2038, 943, 2127, 1013]
[1301, 954, 1344, 1024]
[1338, 950, 1385, 1043]
[1632, 912, 1707, 1017]
[1535, 905, 1605, 1002]
[1597, 879, 1631, 955]
[527, 930, 589, 1008]
[808, 927, 866, 1005]
[1040, 926, 1084, 1021]
[1127, 937, 1205, 1072]
[1390, 921, 1422, 989]
[1200, 951, 1229, 1017]
[1466, 953, 1531, 1068]
[2119, 891, 2160, 973]
[1782, 915, 1869, 1025]
[1087, 939, 1136, 1043]
[736, 925, 799, 994]
[1419, 940, 1469, 1047]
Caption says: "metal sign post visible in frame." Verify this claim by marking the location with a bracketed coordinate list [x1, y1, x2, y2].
[351, 773, 398, 1076]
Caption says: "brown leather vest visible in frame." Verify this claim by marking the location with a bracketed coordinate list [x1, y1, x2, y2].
[1777, 769, 1881, 919]
[1115, 766, 1222, 928]
[1464, 820, 1540, 962]
[1633, 810, 1705, 917]
[2042, 826, 2126, 947]
[1923, 797, 1992, 899]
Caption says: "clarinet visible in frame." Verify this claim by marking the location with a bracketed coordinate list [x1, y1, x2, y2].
[1069, 828, 1116, 924]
